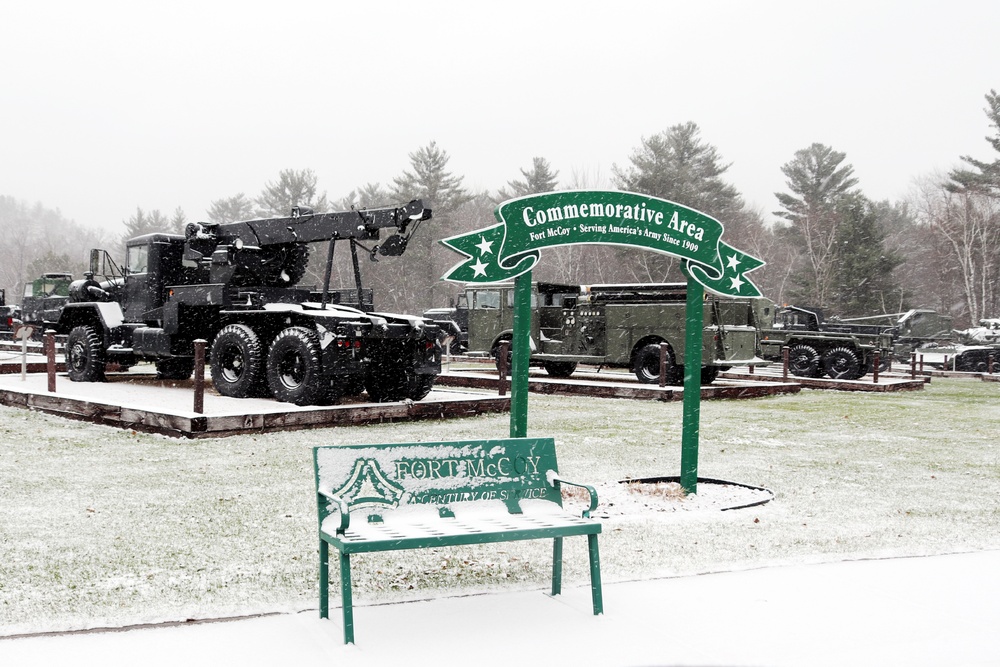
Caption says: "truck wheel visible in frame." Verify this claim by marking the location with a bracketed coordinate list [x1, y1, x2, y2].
[633, 343, 682, 385]
[155, 358, 194, 380]
[66, 325, 106, 382]
[700, 366, 720, 384]
[542, 361, 577, 378]
[787, 344, 821, 377]
[365, 369, 436, 402]
[823, 347, 862, 380]
[210, 324, 264, 398]
[267, 327, 324, 405]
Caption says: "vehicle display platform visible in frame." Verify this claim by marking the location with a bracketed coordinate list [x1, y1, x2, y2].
[0, 370, 509, 438]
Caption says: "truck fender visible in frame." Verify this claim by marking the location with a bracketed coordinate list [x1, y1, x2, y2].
[57, 302, 124, 340]
[491, 331, 537, 354]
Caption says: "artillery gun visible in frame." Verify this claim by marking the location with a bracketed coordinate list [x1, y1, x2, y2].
[54, 200, 440, 405]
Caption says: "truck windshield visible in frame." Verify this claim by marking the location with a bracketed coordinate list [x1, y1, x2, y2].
[474, 291, 500, 309]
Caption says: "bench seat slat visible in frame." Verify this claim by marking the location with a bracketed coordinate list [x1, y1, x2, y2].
[323, 512, 600, 554]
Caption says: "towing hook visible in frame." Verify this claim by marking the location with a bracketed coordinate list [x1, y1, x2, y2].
[369, 244, 380, 262]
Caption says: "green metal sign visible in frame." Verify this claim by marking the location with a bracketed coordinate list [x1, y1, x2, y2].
[441, 190, 764, 298]
[439, 190, 765, 493]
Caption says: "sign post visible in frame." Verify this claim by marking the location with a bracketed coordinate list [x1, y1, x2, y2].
[509, 271, 533, 437]
[441, 190, 764, 493]
[13, 324, 35, 381]
[680, 265, 703, 491]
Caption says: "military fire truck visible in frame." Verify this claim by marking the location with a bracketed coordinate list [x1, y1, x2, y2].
[53, 200, 440, 405]
[465, 281, 765, 384]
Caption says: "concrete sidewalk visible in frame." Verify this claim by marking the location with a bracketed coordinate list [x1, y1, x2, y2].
[2, 551, 998, 666]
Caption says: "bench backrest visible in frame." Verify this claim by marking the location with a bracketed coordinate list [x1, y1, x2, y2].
[314, 437, 561, 524]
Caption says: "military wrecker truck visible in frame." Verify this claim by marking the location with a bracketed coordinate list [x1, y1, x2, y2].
[53, 200, 441, 405]
[755, 302, 895, 380]
[465, 281, 765, 385]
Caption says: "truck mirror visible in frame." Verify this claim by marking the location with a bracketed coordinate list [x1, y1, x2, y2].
[89, 248, 101, 275]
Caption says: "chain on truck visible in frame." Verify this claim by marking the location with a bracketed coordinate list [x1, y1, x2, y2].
[465, 282, 765, 384]
[53, 200, 441, 406]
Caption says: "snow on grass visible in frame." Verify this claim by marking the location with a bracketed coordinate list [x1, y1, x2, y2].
[2, 377, 1000, 635]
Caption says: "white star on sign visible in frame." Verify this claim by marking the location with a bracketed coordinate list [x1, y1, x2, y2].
[475, 236, 494, 255]
[729, 274, 745, 292]
[471, 258, 489, 277]
[726, 254, 742, 269]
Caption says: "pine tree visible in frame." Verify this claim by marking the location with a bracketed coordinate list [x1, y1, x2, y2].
[828, 194, 903, 316]
[949, 89, 1000, 195]
[207, 194, 255, 223]
[774, 143, 859, 306]
[613, 122, 744, 220]
[255, 168, 329, 217]
[612, 122, 744, 281]
[389, 142, 471, 310]
[495, 157, 559, 201]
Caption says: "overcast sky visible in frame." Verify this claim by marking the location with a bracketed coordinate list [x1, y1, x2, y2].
[2, 1, 998, 233]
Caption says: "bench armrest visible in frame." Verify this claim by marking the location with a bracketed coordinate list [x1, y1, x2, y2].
[547, 471, 599, 518]
[318, 489, 351, 534]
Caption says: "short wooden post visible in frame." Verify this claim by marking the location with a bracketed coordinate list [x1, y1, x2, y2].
[498, 341, 509, 397]
[919, 354, 924, 374]
[193, 339, 206, 414]
[910, 352, 917, 380]
[872, 351, 880, 384]
[989, 354, 994, 375]
[658, 342, 668, 387]
[45, 330, 56, 392]
[782, 346, 789, 382]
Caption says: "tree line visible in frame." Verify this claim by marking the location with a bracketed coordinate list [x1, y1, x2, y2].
[2, 89, 999, 326]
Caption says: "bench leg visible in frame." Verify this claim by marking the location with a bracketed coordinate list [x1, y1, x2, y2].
[551, 536, 563, 596]
[339, 553, 355, 644]
[588, 533, 604, 615]
[319, 540, 329, 619]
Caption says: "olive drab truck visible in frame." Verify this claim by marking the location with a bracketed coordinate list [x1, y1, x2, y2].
[755, 301, 895, 380]
[465, 282, 765, 384]
[54, 200, 441, 405]
[20, 272, 73, 330]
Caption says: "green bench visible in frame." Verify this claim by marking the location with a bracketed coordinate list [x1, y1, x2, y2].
[313, 437, 604, 644]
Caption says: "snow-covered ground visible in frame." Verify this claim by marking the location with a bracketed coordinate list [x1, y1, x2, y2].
[2, 550, 998, 667]
[2, 373, 1000, 665]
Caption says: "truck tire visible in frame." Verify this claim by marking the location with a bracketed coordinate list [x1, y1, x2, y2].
[266, 326, 324, 405]
[542, 360, 577, 378]
[633, 342, 682, 385]
[823, 346, 862, 380]
[210, 324, 265, 398]
[365, 369, 435, 402]
[66, 325, 106, 382]
[787, 344, 821, 377]
[700, 366, 720, 384]
[155, 358, 194, 380]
